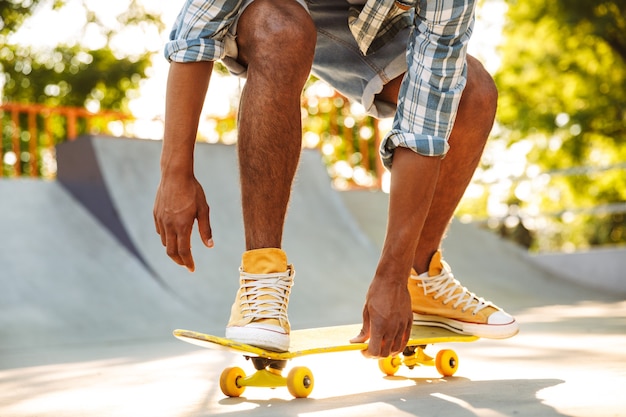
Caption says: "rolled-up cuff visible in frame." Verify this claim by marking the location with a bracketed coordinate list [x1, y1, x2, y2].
[380, 130, 449, 170]
[165, 39, 224, 63]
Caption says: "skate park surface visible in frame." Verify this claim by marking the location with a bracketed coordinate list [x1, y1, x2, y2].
[1, 136, 624, 417]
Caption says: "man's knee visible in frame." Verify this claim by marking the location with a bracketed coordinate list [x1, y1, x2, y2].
[237, 0, 316, 71]
[465, 55, 498, 116]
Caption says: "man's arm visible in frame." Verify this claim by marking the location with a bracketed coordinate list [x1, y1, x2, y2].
[352, 0, 478, 357]
[153, 61, 215, 272]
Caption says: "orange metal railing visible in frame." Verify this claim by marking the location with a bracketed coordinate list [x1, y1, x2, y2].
[1, 99, 385, 186]
[0, 102, 131, 178]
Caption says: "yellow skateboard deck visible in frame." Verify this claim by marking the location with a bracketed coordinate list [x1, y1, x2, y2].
[174, 324, 478, 398]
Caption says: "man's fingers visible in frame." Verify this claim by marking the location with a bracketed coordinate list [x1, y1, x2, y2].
[363, 320, 395, 358]
[197, 205, 213, 248]
[358, 309, 390, 358]
[164, 230, 181, 264]
[176, 231, 195, 272]
[387, 315, 412, 357]
[153, 211, 161, 236]
[351, 314, 412, 358]
[350, 328, 369, 344]
[390, 323, 408, 357]
[350, 307, 371, 344]
[364, 337, 391, 358]
[157, 216, 203, 271]
[156, 223, 166, 247]
[403, 319, 412, 346]
[153, 211, 167, 247]
[161, 224, 189, 270]
[154, 178, 211, 271]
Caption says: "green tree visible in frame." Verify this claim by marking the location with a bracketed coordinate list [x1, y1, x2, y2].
[1, 0, 61, 37]
[1, 0, 163, 111]
[466, 0, 626, 251]
[1, 0, 164, 177]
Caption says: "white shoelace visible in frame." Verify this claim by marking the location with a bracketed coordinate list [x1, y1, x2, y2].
[238, 267, 294, 322]
[416, 262, 491, 315]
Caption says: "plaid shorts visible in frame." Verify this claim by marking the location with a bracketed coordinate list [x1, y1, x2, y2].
[166, 0, 477, 166]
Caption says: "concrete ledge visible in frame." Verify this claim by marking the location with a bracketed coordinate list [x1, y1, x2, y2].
[529, 247, 626, 296]
[340, 190, 626, 298]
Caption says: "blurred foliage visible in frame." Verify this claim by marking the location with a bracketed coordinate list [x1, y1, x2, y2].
[1, 0, 163, 176]
[2, 46, 151, 111]
[301, 77, 383, 190]
[1, 0, 162, 111]
[457, 0, 626, 252]
[0, 0, 63, 37]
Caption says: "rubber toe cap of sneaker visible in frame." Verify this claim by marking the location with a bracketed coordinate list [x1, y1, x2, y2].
[487, 311, 516, 325]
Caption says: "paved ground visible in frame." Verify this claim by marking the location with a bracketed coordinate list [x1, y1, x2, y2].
[1, 136, 624, 417]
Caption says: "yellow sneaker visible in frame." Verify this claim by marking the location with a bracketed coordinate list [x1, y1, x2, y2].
[225, 248, 294, 352]
[408, 251, 519, 339]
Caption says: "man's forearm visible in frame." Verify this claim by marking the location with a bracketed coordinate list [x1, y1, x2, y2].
[161, 61, 214, 177]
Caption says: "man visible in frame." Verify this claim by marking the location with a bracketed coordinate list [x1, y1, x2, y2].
[153, 0, 519, 358]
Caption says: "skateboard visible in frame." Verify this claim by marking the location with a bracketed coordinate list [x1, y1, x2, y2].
[174, 324, 478, 398]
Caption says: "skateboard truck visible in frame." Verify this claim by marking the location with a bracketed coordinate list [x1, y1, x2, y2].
[248, 357, 287, 371]
[403, 345, 434, 369]
[221, 359, 314, 398]
[378, 344, 459, 377]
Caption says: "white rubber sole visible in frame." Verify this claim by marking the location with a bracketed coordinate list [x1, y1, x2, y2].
[413, 313, 519, 339]
[225, 324, 290, 352]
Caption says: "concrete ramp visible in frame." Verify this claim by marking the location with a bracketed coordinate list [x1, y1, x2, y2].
[1, 135, 378, 352]
[339, 190, 618, 311]
[0, 179, 202, 351]
[55, 136, 378, 333]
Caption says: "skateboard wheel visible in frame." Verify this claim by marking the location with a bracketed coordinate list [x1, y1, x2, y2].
[220, 367, 246, 397]
[378, 356, 401, 376]
[435, 349, 458, 377]
[286, 366, 314, 398]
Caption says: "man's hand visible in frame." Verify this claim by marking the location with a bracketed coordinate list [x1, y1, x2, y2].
[350, 276, 413, 358]
[153, 175, 213, 272]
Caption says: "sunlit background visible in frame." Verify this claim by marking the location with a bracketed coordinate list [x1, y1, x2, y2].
[1, 0, 625, 253]
[1, 3, 625, 416]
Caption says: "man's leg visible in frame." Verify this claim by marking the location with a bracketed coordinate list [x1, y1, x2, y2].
[412, 56, 497, 272]
[236, 0, 316, 250]
[377, 56, 496, 273]
[224, 0, 316, 352]
[403, 59, 516, 339]
[362, 57, 516, 357]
